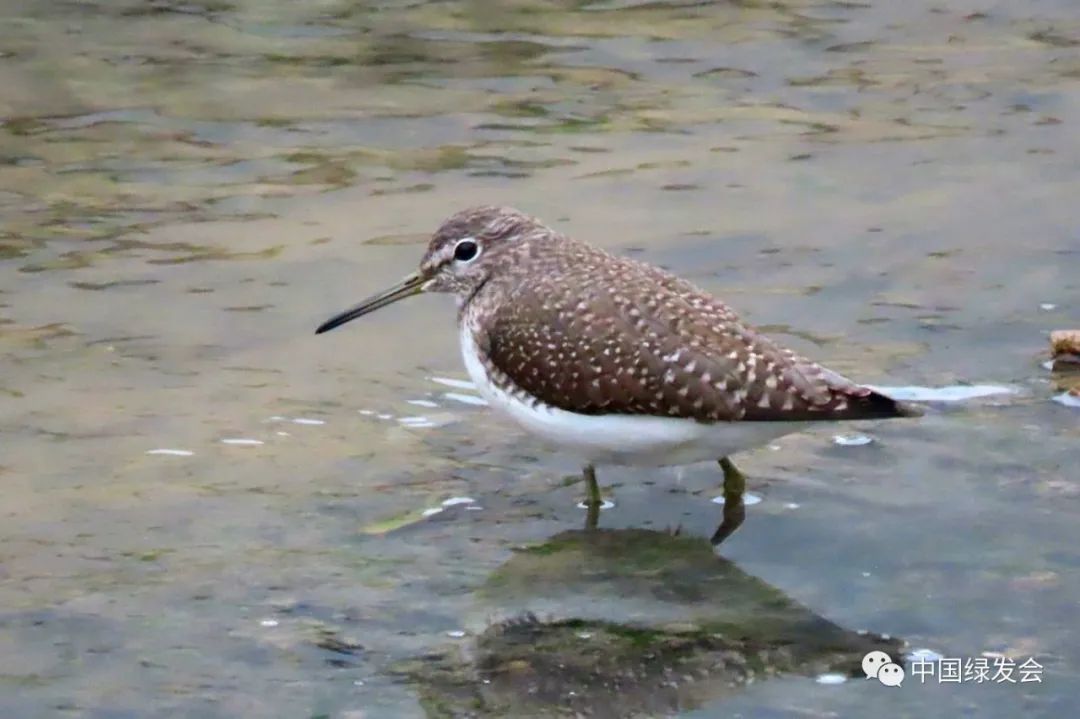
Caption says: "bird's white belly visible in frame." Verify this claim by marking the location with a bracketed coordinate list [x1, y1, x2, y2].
[459, 324, 806, 466]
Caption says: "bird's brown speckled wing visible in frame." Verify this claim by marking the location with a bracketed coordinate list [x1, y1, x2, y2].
[474, 245, 913, 422]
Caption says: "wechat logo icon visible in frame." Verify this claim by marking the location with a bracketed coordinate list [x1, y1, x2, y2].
[863, 651, 904, 687]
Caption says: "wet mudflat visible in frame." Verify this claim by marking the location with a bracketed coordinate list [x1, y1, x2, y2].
[1, 1, 1078, 717]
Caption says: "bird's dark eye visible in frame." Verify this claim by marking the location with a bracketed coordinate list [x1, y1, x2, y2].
[454, 239, 479, 262]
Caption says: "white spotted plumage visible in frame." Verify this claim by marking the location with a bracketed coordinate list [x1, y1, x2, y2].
[460, 313, 805, 466]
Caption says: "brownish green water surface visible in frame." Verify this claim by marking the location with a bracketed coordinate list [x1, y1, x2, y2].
[1, 1, 1078, 717]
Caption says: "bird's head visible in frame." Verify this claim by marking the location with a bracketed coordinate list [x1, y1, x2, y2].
[315, 206, 543, 334]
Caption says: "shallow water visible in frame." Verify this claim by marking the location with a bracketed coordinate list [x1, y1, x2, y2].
[1, 1, 1079, 717]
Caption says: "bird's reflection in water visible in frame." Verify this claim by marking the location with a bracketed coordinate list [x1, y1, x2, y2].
[399, 529, 903, 718]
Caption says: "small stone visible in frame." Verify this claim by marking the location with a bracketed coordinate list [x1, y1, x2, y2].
[1050, 330, 1080, 367]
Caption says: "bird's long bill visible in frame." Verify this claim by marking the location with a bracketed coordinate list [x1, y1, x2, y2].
[315, 272, 425, 334]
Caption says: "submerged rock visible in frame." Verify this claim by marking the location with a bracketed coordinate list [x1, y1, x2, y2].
[1050, 330, 1080, 368]
[397, 529, 903, 718]
[1048, 330, 1080, 400]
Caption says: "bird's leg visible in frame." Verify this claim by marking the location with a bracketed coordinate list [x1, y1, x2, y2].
[711, 457, 746, 545]
[583, 464, 601, 531]
[583, 464, 602, 505]
[719, 456, 745, 496]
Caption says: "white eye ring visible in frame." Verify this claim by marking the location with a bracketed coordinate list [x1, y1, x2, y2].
[453, 237, 481, 263]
